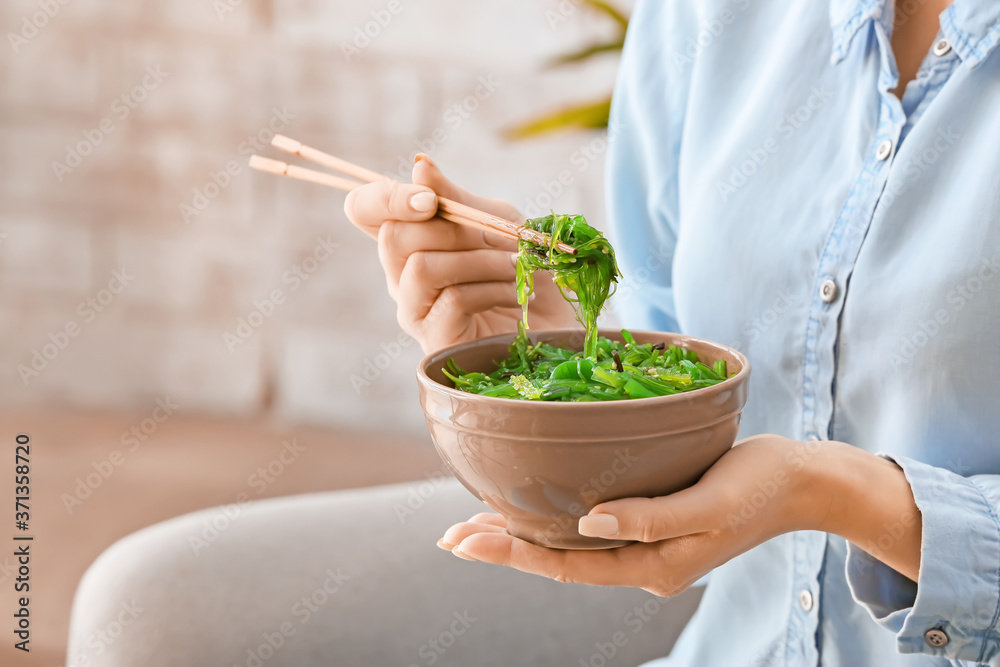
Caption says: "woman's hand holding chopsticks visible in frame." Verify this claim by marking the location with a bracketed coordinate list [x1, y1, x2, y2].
[344, 154, 576, 353]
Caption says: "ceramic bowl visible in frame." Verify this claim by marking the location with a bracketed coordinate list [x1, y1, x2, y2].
[416, 329, 750, 549]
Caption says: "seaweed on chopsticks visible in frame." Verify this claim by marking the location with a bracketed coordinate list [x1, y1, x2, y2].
[442, 212, 730, 402]
[515, 213, 621, 359]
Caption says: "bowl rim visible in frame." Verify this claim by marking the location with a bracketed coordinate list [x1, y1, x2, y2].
[416, 327, 751, 410]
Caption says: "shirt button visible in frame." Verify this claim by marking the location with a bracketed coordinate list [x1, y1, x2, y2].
[807, 434, 820, 442]
[876, 139, 894, 161]
[799, 589, 814, 612]
[924, 628, 949, 648]
[933, 38, 952, 57]
[820, 280, 838, 303]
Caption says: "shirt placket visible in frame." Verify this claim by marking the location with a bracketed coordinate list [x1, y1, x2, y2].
[793, 14, 906, 667]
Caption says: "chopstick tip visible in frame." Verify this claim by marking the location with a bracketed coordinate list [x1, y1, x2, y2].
[271, 134, 302, 153]
[248, 155, 289, 175]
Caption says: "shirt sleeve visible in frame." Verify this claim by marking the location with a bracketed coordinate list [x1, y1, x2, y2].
[845, 454, 1000, 664]
[604, 0, 695, 333]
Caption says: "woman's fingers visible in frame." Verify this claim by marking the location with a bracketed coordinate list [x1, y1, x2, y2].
[438, 511, 731, 595]
[345, 157, 519, 254]
[391, 247, 522, 337]
[467, 512, 508, 528]
[412, 156, 520, 252]
[394, 248, 515, 297]
[398, 282, 521, 351]
[379, 227, 517, 296]
[437, 513, 507, 556]
[440, 519, 506, 548]
[344, 155, 531, 350]
[413, 155, 523, 229]
[579, 436, 804, 543]
[344, 179, 439, 240]
[451, 531, 686, 590]
[419, 282, 520, 330]
[380, 219, 513, 258]
[579, 489, 719, 544]
[449, 527, 723, 597]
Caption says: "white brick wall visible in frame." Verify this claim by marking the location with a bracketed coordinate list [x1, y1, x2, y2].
[0, 218, 92, 293]
[0, 0, 632, 434]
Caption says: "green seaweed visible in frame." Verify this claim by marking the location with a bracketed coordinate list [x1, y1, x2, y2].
[444, 213, 730, 401]
[447, 329, 729, 402]
[515, 213, 621, 359]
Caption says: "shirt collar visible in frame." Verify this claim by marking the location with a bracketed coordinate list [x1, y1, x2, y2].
[830, 0, 1000, 69]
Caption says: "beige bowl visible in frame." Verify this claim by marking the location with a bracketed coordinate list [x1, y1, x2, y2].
[416, 329, 750, 549]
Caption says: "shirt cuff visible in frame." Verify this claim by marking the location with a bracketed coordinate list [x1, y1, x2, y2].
[844, 454, 1000, 662]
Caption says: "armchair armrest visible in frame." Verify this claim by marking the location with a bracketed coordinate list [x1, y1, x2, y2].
[68, 479, 700, 666]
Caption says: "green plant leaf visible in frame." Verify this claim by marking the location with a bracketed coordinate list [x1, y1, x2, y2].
[549, 39, 626, 66]
[505, 96, 612, 139]
[581, 0, 629, 30]
[506, 1, 629, 140]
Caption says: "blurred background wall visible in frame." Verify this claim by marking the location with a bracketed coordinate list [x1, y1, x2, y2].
[1, 2, 635, 662]
[0, 0, 630, 436]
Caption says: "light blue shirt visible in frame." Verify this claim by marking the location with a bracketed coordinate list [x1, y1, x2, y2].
[604, 0, 1000, 664]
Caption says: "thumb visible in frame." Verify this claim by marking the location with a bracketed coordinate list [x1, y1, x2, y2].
[578, 489, 716, 543]
[412, 154, 523, 222]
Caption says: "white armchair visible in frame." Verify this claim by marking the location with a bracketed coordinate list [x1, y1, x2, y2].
[67, 479, 701, 666]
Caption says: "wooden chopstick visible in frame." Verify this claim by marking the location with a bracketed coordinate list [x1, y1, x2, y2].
[271, 135, 385, 184]
[249, 156, 522, 244]
[259, 135, 578, 256]
[249, 156, 361, 192]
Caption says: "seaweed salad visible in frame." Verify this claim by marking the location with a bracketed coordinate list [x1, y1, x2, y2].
[515, 213, 620, 359]
[442, 213, 730, 401]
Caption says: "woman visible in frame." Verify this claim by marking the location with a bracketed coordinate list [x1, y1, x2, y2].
[346, 0, 1000, 664]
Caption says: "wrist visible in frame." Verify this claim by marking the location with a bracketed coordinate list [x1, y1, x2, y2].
[800, 441, 922, 580]
[799, 441, 866, 534]
[737, 437, 842, 539]
[779, 439, 842, 533]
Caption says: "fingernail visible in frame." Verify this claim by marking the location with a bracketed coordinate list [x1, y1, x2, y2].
[528, 292, 537, 302]
[410, 191, 437, 213]
[509, 252, 518, 267]
[414, 153, 436, 167]
[578, 514, 619, 538]
[437, 538, 456, 551]
[451, 545, 478, 561]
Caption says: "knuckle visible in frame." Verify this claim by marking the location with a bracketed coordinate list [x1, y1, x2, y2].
[383, 272, 399, 301]
[378, 219, 401, 252]
[642, 558, 684, 597]
[395, 304, 415, 332]
[634, 512, 667, 543]
[444, 221, 463, 248]
[406, 251, 432, 282]
[656, 534, 699, 566]
[346, 181, 390, 225]
[536, 552, 574, 584]
[438, 284, 464, 311]
[551, 572, 575, 585]
[343, 188, 360, 222]
[386, 180, 405, 218]
[480, 229, 501, 249]
[648, 579, 687, 598]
